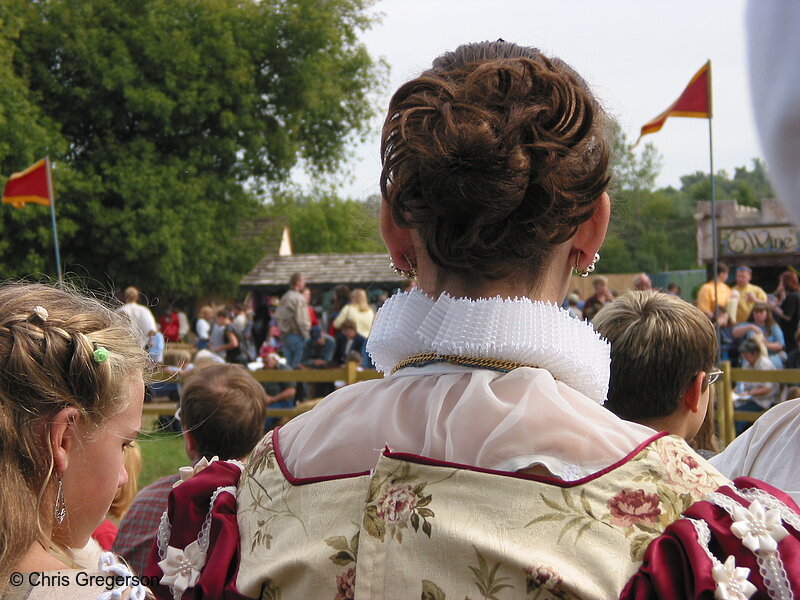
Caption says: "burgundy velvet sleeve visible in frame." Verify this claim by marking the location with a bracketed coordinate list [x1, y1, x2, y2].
[620, 477, 800, 599]
[144, 461, 251, 600]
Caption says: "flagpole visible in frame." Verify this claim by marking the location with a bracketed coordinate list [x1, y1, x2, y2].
[45, 157, 63, 287]
[706, 59, 720, 360]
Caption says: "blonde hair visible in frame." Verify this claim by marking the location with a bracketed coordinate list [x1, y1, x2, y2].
[0, 283, 148, 581]
[123, 286, 140, 303]
[108, 442, 143, 521]
[164, 348, 192, 368]
[350, 288, 370, 312]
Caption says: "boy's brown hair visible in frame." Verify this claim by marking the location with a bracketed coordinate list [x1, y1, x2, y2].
[180, 364, 267, 460]
[593, 290, 717, 421]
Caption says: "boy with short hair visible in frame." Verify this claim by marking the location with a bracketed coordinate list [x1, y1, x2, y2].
[113, 363, 267, 574]
[593, 290, 719, 441]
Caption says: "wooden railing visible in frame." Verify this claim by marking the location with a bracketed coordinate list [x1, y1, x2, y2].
[149, 358, 799, 445]
[145, 363, 384, 422]
[715, 361, 800, 446]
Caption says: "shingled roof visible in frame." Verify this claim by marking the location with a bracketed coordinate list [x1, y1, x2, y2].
[240, 253, 405, 291]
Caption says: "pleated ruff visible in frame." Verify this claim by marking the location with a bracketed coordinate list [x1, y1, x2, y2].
[367, 289, 610, 403]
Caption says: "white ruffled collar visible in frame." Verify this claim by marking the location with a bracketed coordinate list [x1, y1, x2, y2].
[366, 288, 610, 404]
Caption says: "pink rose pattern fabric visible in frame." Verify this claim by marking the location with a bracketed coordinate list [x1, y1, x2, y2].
[364, 462, 434, 543]
[235, 433, 738, 599]
[608, 489, 662, 528]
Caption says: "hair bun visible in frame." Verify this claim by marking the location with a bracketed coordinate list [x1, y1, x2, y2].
[381, 41, 610, 282]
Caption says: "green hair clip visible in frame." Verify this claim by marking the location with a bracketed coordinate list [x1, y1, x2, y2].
[93, 346, 110, 363]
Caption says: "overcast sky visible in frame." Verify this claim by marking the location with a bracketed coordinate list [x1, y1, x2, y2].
[331, 0, 757, 199]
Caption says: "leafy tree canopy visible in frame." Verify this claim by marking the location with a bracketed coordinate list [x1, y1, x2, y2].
[0, 0, 385, 298]
[265, 190, 384, 254]
[601, 122, 774, 274]
[679, 158, 773, 208]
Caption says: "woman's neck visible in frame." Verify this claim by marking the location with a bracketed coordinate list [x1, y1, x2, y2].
[415, 254, 573, 304]
[14, 541, 70, 572]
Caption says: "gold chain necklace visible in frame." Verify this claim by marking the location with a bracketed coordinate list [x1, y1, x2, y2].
[391, 352, 539, 375]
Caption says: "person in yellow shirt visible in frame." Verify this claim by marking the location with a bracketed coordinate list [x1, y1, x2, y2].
[733, 265, 767, 323]
[696, 262, 732, 319]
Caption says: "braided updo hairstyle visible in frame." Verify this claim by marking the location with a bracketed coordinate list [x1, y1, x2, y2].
[0, 283, 148, 579]
[380, 40, 610, 283]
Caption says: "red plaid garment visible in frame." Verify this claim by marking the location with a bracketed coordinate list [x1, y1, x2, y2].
[113, 474, 180, 575]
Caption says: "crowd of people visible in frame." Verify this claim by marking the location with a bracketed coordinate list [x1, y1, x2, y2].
[5, 25, 800, 600]
[564, 262, 800, 431]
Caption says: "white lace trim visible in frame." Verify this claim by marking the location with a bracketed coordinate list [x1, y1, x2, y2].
[367, 289, 610, 403]
[686, 519, 757, 600]
[198, 485, 237, 554]
[736, 487, 800, 535]
[157, 461, 245, 562]
[157, 508, 170, 561]
[707, 488, 793, 600]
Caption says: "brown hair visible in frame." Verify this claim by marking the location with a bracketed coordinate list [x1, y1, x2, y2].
[380, 40, 610, 284]
[332, 284, 351, 312]
[593, 291, 717, 422]
[0, 282, 148, 581]
[180, 364, 267, 461]
[781, 270, 800, 292]
[748, 301, 776, 328]
[688, 392, 719, 455]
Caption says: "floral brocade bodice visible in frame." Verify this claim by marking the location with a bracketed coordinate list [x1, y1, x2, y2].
[235, 430, 729, 600]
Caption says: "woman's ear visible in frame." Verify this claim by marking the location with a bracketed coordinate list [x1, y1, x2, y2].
[571, 192, 611, 271]
[49, 407, 81, 475]
[380, 199, 416, 271]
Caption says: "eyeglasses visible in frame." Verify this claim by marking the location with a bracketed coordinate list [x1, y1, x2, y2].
[706, 368, 723, 386]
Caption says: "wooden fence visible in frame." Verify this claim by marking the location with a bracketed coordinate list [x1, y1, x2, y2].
[145, 362, 384, 422]
[715, 362, 800, 447]
[148, 357, 797, 446]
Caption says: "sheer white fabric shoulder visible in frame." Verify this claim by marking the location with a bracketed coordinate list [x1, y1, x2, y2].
[711, 399, 800, 504]
[279, 289, 656, 480]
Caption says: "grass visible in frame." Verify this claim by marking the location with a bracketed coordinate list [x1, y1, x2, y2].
[137, 424, 189, 490]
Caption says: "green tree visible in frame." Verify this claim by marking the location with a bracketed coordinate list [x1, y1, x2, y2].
[679, 160, 772, 208]
[0, 0, 385, 296]
[607, 119, 662, 196]
[266, 190, 384, 254]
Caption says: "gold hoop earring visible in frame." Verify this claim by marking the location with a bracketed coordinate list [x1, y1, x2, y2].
[574, 251, 600, 278]
[54, 475, 67, 524]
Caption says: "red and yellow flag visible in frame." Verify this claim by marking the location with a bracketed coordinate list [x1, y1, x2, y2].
[2, 159, 51, 208]
[635, 61, 712, 145]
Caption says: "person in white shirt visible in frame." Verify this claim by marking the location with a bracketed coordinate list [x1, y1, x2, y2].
[115, 286, 157, 350]
[195, 305, 213, 350]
